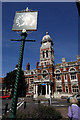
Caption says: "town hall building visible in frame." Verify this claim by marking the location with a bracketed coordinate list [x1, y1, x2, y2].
[24, 32, 80, 98]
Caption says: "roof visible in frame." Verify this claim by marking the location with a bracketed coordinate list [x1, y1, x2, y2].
[55, 61, 77, 67]
[41, 32, 53, 45]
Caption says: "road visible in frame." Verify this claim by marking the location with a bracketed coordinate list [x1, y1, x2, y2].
[2, 97, 70, 119]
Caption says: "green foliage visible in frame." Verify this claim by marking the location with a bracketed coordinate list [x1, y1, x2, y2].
[3, 70, 26, 97]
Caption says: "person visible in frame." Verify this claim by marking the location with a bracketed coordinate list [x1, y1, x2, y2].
[68, 97, 80, 120]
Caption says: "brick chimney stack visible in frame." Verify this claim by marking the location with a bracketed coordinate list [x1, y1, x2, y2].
[36, 62, 39, 69]
[26, 63, 30, 70]
[62, 58, 66, 64]
[15, 64, 18, 70]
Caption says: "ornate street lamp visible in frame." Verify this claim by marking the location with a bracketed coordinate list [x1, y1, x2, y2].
[9, 7, 38, 118]
[76, 0, 80, 16]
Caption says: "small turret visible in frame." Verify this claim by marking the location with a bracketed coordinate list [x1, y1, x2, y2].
[26, 63, 30, 70]
[41, 32, 53, 45]
[15, 64, 18, 70]
[36, 62, 39, 69]
[62, 58, 66, 64]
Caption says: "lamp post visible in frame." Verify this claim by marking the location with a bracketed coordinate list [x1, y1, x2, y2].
[9, 8, 38, 118]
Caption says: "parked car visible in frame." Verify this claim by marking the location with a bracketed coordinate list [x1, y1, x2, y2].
[0, 95, 11, 99]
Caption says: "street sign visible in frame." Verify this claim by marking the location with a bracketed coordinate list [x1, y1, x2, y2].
[12, 11, 38, 31]
[42, 83, 46, 85]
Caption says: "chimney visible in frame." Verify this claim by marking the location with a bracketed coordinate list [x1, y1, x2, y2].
[62, 58, 66, 64]
[77, 55, 80, 62]
[15, 64, 18, 70]
[26, 63, 30, 70]
[36, 62, 39, 69]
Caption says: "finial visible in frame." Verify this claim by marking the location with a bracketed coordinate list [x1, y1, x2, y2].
[46, 32, 48, 35]
[26, 7, 29, 11]
[22, 29, 26, 33]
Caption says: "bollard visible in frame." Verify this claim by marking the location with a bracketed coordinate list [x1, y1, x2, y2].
[5, 103, 8, 115]
[38, 100, 40, 104]
[48, 99, 50, 105]
[24, 101, 26, 109]
[38, 100, 40, 108]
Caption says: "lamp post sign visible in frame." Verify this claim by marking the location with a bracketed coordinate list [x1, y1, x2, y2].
[12, 9, 38, 31]
[9, 8, 38, 118]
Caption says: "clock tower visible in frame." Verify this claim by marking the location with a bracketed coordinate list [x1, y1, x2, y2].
[40, 32, 54, 66]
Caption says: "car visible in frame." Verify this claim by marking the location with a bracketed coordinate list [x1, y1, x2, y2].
[0, 95, 11, 99]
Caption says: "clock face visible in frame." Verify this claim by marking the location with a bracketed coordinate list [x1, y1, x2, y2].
[12, 12, 38, 31]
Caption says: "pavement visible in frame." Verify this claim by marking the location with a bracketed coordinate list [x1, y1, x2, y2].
[2, 97, 70, 119]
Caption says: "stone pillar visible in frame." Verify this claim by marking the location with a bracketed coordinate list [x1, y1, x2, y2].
[49, 84, 50, 96]
[34, 84, 35, 94]
[61, 75, 65, 92]
[67, 74, 72, 93]
[77, 73, 80, 92]
[36, 85, 38, 95]
[46, 84, 47, 95]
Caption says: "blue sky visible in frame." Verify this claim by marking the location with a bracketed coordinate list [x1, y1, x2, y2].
[2, 2, 78, 77]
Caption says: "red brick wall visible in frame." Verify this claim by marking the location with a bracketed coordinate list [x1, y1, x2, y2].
[77, 73, 80, 90]
[67, 74, 72, 93]
[61, 75, 65, 92]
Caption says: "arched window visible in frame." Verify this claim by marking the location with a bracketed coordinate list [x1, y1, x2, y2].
[43, 51, 45, 58]
[46, 50, 48, 58]
[31, 71, 33, 75]
[70, 68, 76, 80]
[70, 68, 75, 72]
[56, 70, 61, 80]
[43, 70, 47, 78]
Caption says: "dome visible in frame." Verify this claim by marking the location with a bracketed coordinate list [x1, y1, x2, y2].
[41, 32, 53, 45]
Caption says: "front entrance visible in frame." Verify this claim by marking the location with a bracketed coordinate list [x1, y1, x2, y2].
[38, 84, 41, 96]
[38, 84, 46, 96]
[42, 85, 46, 95]
[34, 83, 53, 99]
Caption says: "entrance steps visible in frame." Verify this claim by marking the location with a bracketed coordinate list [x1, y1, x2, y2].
[37, 95, 49, 100]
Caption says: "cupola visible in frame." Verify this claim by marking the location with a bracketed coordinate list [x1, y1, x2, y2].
[41, 32, 53, 45]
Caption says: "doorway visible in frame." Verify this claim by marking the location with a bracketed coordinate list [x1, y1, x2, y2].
[38, 84, 41, 96]
[42, 85, 46, 95]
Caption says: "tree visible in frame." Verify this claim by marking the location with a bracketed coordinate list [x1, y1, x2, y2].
[3, 69, 27, 97]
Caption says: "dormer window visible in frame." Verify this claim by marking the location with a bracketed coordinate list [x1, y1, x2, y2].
[31, 71, 33, 75]
[55, 70, 61, 80]
[69, 68, 76, 80]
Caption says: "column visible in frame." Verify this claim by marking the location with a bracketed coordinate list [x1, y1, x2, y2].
[46, 84, 47, 95]
[36, 84, 38, 95]
[61, 75, 65, 92]
[77, 73, 80, 92]
[67, 74, 72, 93]
[34, 84, 35, 94]
[33, 84, 37, 98]
[49, 84, 50, 96]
